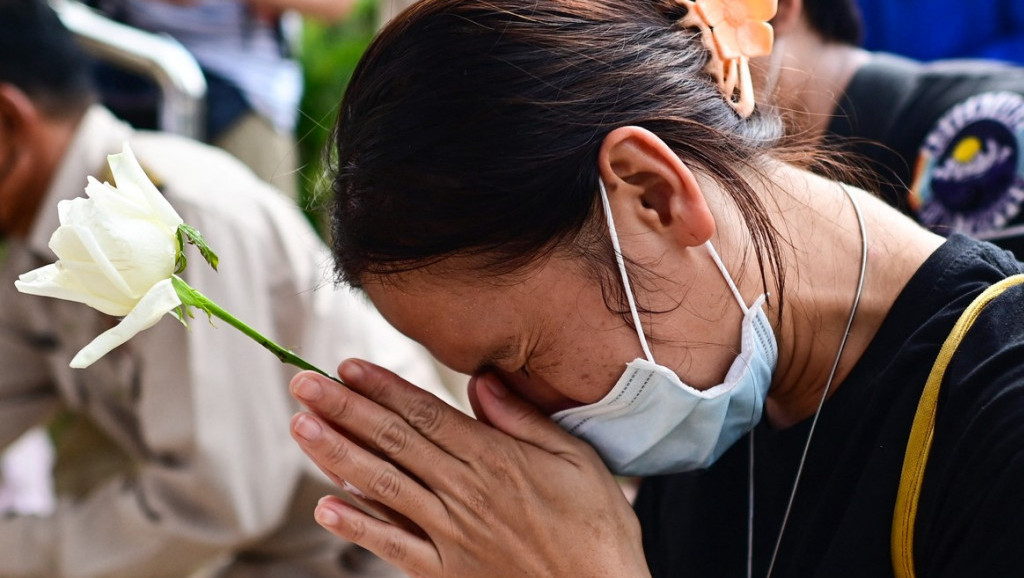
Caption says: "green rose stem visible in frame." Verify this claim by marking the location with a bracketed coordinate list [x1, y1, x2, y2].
[173, 223, 340, 383]
[170, 275, 339, 382]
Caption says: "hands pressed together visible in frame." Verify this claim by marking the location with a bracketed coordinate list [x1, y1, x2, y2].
[289, 360, 651, 578]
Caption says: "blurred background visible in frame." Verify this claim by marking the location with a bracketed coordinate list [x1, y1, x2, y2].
[56, 0, 388, 237]
[294, 0, 378, 227]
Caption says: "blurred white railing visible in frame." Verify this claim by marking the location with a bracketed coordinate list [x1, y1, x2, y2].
[50, 0, 207, 139]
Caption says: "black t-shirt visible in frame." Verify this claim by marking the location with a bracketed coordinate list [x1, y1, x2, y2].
[826, 54, 1024, 257]
[634, 235, 1024, 577]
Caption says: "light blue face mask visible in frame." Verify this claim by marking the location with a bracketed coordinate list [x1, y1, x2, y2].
[550, 179, 779, 476]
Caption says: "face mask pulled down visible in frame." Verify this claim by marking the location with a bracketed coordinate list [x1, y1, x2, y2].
[551, 180, 779, 476]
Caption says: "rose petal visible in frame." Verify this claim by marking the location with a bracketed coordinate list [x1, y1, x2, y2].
[107, 144, 183, 231]
[54, 260, 139, 315]
[47, 214, 93, 263]
[15, 264, 130, 316]
[54, 224, 135, 298]
[59, 196, 177, 295]
[84, 176, 151, 219]
[69, 278, 182, 368]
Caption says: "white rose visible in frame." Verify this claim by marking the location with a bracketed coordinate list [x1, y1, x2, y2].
[15, 143, 185, 368]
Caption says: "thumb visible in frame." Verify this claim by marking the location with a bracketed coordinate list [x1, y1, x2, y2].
[474, 373, 582, 455]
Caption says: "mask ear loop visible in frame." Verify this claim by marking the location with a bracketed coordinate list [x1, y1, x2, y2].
[598, 179, 656, 363]
[703, 240, 755, 313]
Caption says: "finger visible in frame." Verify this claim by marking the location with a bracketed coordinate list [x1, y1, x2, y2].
[338, 479, 427, 540]
[337, 360, 499, 460]
[315, 495, 440, 578]
[291, 370, 470, 490]
[473, 373, 591, 458]
[466, 374, 492, 426]
[290, 411, 448, 533]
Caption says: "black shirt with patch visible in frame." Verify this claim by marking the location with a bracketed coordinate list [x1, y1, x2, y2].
[826, 54, 1024, 257]
[634, 235, 1024, 577]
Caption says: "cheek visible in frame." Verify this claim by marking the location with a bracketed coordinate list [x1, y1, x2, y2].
[496, 348, 629, 415]
[563, 345, 630, 404]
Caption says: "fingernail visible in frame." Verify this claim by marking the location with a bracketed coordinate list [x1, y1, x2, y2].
[339, 360, 364, 384]
[293, 414, 323, 441]
[342, 480, 367, 499]
[316, 501, 340, 526]
[484, 374, 507, 399]
[293, 377, 323, 402]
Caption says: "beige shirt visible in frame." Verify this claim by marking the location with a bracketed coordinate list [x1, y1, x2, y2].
[0, 106, 455, 577]
[376, 0, 421, 29]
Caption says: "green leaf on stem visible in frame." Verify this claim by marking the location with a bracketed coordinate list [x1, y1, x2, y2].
[177, 223, 220, 271]
[174, 228, 188, 275]
[169, 274, 339, 381]
[170, 303, 196, 327]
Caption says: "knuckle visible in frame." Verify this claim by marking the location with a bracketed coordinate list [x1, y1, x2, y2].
[381, 534, 407, 561]
[406, 397, 445, 435]
[369, 465, 402, 501]
[346, 515, 368, 542]
[488, 444, 526, 477]
[322, 438, 352, 468]
[372, 417, 410, 456]
[474, 444, 529, 491]
[463, 485, 490, 517]
[324, 388, 355, 422]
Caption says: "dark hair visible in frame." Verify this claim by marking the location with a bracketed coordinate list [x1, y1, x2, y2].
[330, 0, 786, 313]
[0, 0, 94, 117]
[802, 0, 864, 46]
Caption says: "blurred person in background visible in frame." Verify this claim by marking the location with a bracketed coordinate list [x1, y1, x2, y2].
[89, 0, 357, 199]
[765, 0, 1024, 257]
[0, 0, 456, 575]
[0, 428, 55, 517]
[856, 0, 1024, 64]
[375, 0, 417, 28]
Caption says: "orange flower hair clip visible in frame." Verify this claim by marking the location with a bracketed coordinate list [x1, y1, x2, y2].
[678, 0, 777, 118]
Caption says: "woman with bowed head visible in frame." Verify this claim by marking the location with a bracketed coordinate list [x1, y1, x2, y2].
[288, 0, 1024, 576]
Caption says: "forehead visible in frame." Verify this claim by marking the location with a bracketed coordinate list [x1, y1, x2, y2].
[360, 259, 605, 374]
[362, 271, 537, 371]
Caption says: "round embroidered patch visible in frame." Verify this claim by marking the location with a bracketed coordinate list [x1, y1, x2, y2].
[909, 91, 1024, 236]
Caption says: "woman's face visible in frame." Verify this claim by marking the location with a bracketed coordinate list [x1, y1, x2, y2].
[363, 252, 743, 415]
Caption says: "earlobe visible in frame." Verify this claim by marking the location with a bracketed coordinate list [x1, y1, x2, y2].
[597, 126, 715, 248]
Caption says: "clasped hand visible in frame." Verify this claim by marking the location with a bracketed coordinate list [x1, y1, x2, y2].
[289, 360, 650, 578]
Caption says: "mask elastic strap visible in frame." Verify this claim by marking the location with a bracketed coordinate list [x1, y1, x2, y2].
[704, 240, 752, 314]
[598, 179, 656, 363]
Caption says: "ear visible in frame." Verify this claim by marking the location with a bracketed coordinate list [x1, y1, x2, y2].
[0, 83, 42, 176]
[0, 83, 41, 144]
[771, 0, 803, 37]
[597, 126, 715, 249]
[0, 83, 48, 236]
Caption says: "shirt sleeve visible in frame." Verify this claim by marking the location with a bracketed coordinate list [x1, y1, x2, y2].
[0, 249, 62, 450]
